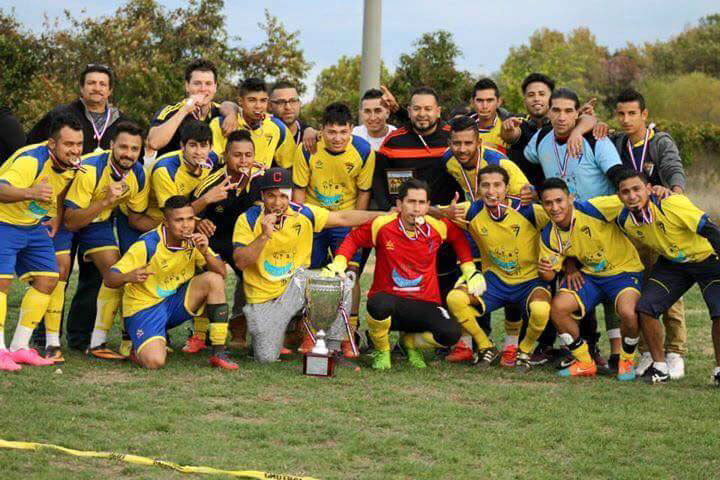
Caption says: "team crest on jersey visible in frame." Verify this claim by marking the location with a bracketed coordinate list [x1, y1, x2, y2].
[265, 134, 273, 145]
[344, 162, 354, 173]
[636, 230, 644, 238]
[510, 224, 520, 237]
[479, 226, 489, 236]
[315, 160, 324, 169]
[581, 226, 592, 237]
[293, 223, 301, 236]
[657, 222, 666, 234]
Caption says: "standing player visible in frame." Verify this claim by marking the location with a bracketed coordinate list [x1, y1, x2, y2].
[537, 178, 644, 380]
[611, 89, 688, 378]
[184, 130, 263, 353]
[0, 114, 83, 371]
[469, 78, 513, 152]
[613, 170, 720, 385]
[292, 103, 375, 356]
[324, 179, 483, 369]
[105, 195, 235, 369]
[60, 122, 155, 361]
[352, 89, 397, 151]
[210, 78, 295, 169]
[446, 165, 551, 371]
[269, 80, 309, 147]
[232, 168, 381, 363]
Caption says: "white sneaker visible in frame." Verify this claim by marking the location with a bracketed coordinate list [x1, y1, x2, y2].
[666, 352, 685, 379]
[635, 352, 652, 376]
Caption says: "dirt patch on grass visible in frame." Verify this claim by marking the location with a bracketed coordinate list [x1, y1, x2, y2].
[73, 368, 135, 386]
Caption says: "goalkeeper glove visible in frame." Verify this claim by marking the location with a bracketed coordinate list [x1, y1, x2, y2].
[320, 255, 348, 278]
[459, 262, 487, 297]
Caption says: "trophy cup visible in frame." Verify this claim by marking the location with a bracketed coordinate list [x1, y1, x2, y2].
[302, 276, 345, 377]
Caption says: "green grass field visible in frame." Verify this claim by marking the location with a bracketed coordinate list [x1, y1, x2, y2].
[1, 271, 719, 480]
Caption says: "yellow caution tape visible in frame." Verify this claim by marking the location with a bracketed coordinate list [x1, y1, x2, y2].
[0, 439, 320, 480]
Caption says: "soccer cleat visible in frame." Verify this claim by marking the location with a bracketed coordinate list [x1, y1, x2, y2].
[44, 346, 65, 365]
[591, 346, 612, 376]
[515, 351, 532, 373]
[557, 360, 597, 378]
[406, 348, 426, 369]
[643, 365, 670, 384]
[182, 334, 207, 354]
[279, 346, 293, 356]
[445, 341, 474, 363]
[500, 344, 517, 367]
[713, 369, 720, 388]
[608, 354, 620, 374]
[11, 348, 55, 366]
[617, 358, 635, 381]
[556, 347, 576, 370]
[371, 350, 391, 370]
[529, 345, 557, 366]
[297, 334, 315, 354]
[0, 350, 21, 372]
[666, 352, 685, 380]
[474, 346, 500, 368]
[341, 340, 358, 359]
[86, 344, 125, 360]
[209, 348, 239, 370]
[635, 352, 653, 376]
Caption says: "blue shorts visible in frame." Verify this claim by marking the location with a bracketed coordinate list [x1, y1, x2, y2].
[310, 226, 363, 269]
[52, 221, 118, 260]
[115, 211, 143, 254]
[559, 271, 642, 320]
[124, 281, 201, 353]
[476, 271, 550, 319]
[0, 222, 58, 281]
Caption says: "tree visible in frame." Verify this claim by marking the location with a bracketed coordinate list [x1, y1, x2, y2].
[236, 9, 313, 94]
[303, 55, 391, 125]
[389, 31, 474, 113]
[640, 72, 720, 125]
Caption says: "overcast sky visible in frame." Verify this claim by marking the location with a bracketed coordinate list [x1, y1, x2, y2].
[4, 0, 718, 94]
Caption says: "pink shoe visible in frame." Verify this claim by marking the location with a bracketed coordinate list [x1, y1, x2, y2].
[0, 350, 21, 372]
[11, 348, 55, 366]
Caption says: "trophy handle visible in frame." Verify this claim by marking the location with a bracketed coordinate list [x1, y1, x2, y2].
[339, 307, 358, 357]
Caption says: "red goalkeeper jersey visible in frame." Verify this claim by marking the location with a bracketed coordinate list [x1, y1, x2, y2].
[336, 213, 472, 304]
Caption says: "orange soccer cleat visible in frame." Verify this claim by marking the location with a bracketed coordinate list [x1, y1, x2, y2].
[446, 341, 474, 363]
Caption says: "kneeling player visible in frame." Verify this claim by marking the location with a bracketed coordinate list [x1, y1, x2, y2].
[324, 178, 484, 369]
[537, 178, 643, 380]
[446, 165, 551, 371]
[105, 195, 235, 370]
[614, 169, 720, 385]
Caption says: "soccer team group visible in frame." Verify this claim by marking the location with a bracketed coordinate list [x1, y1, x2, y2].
[1, 59, 719, 386]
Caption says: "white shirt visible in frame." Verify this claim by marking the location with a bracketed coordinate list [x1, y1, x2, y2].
[352, 124, 397, 151]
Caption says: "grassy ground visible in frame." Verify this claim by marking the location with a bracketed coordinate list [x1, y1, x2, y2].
[1, 271, 719, 480]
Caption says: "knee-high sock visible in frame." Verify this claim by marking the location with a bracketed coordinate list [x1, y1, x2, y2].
[10, 287, 51, 351]
[402, 332, 443, 350]
[447, 289, 493, 349]
[207, 303, 229, 347]
[567, 337, 592, 364]
[0, 291, 7, 350]
[90, 285, 122, 348]
[193, 316, 209, 340]
[44, 280, 67, 348]
[367, 316, 391, 352]
[621, 336, 639, 363]
[504, 319, 522, 347]
[519, 301, 550, 354]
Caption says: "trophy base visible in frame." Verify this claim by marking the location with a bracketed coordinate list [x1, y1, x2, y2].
[303, 352, 335, 377]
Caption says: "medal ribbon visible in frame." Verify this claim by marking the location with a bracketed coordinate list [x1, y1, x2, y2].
[629, 204, 654, 226]
[398, 217, 430, 241]
[109, 157, 128, 182]
[553, 134, 571, 179]
[162, 225, 194, 251]
[626, 123, 655, 173]
[91, 108, 112, 144]
[487, 199, 519, 221]
[458, 146, 482, 201]
[553, 212, 575, 255]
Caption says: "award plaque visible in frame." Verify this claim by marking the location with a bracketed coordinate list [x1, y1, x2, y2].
[386, 169, 415, 196]
[302, 276, 345, 377]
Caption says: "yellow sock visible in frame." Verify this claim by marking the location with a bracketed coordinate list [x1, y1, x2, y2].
[402, 332, 443, 350]
[570, 341, 593, 364]
[519, 300, 550, 354]
[95, 285, 121, 332]
[194, 316, 209, 340]
[209, 322, 228, 346]
[19, 287, 52, 329]
[367, 316, 391, 352]
[447, 289, 493, 349]
[504, 318, 522, 338]
[0, 291, 6, 349]
[44, 280, 66, 336]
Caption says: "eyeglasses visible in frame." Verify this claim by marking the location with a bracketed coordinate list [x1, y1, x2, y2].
[270, 98, 300, 107]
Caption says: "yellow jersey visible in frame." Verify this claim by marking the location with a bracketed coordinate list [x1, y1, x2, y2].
[463, 197, 549, 284]
[475, 114, 508, 152]
[209, 114, 295, 169]
[111, 225, 216, 317]
[232, 203, 330, 304]
[443, 145, 529, 202]
[0, 142, 76, 226]
[147, 150, 217, 221]
[64, 150, 148, 223]
[615, 194, 714, 263]
[292, 136, 375, 211]
[539, 196, 642, 276]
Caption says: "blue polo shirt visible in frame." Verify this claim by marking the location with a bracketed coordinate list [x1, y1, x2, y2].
[524, 128, 621, 201]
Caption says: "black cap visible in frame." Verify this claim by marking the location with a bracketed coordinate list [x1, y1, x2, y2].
[259, 167, 292, 190]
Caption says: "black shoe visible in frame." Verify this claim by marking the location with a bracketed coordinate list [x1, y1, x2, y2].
[713, 370, 720, 388]
[515, 351, 532, 373]
[643, 365, 670, 384]
[608, 353, 620, 374]
[555, 347, 575, 370]
[473, 346, 500, 368]
[529, 345, 555, 366]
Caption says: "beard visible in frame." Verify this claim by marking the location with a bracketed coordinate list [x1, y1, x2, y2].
[411, 118, 438, 134]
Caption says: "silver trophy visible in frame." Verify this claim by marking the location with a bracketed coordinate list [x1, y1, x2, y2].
[302, 276, 346, 377]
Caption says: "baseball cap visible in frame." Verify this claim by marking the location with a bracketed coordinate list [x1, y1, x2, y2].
[259, 168, 293, 190]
